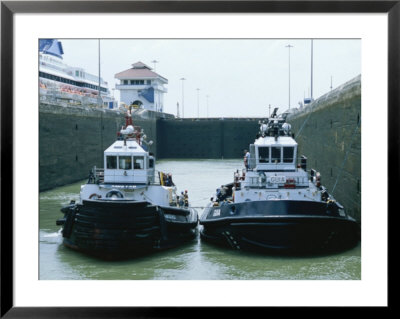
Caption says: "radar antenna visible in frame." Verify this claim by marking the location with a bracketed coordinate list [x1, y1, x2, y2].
[257, 107, 292, 140]
[270, 107, 279, 118]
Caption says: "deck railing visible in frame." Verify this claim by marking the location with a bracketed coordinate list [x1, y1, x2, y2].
[90, 167, 165, 186]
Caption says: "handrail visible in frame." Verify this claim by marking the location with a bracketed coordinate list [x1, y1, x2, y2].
[91, 166, 163, 186]
[248, 156, 309, 167]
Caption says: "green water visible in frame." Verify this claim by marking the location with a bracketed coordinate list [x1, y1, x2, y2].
[39, 159, 361, 280]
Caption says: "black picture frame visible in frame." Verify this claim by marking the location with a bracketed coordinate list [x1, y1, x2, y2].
[1, 1, 395, 317]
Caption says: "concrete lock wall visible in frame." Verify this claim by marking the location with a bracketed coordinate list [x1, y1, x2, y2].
[287, 75, 361, 223]
[157, 118, 259, 159]
[39, 75, 361, 223]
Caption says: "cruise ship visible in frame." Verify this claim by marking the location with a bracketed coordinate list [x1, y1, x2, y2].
[39, 39, 117, 109]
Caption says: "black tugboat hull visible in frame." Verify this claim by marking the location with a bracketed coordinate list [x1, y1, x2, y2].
[59, 199, 198, 259]
[200, 200, 360, 254]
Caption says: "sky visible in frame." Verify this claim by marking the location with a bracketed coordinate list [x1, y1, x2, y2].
[60, 38, 360, 118]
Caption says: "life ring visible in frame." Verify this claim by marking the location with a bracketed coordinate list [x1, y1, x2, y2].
[89, 193, 101, 200]
[105, 189, 124, 199]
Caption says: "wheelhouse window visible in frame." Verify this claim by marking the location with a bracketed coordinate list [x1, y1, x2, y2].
[134, 156, 145, 169]
[271, 147, 281, 163]
[119, 156, 132, 170]
[106, 156, 117, 169]
[258, 147, 270, 163]
[283, 147, 294, 163]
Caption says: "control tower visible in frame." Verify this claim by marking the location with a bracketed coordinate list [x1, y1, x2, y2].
[115, 61, 168, 112]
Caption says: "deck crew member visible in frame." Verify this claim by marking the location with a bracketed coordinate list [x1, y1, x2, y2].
[184, 190, 189, 207]
[221, 185, 229, 201]
[216, 187, 222, 202]
[244, 149, 250, 170]
[234, 170, 240, 188]
[179, 193, 185, 207]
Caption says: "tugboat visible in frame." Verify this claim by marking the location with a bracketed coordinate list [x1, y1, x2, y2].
[57, 110, 198, 259]
[199, 108, 360, 254]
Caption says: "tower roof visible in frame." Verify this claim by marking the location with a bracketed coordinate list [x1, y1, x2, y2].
[131, 61, 149, 69]
[115, 61, 168, 83]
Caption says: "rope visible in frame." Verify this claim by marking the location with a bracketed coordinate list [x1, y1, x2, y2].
[295, 104, 316, 139]
[331, 120, 361, 195]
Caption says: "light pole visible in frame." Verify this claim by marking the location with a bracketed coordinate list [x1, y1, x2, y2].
[180, 78, 186, 118]
[206, 95, 209, 118]
[98, 39, 101, 107]
[196, 88, 200, 118]
[285, 44, 294, 109]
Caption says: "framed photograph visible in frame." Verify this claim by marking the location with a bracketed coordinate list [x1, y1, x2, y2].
[1, 0, 395, 316]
